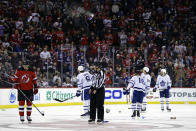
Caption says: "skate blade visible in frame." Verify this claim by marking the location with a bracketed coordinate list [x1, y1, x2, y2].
[88, 121, 95, 124]
[97, 122, 104, 125]
[28, 121, 32, 124]
[136, 116, 141, 119]
[81, 115, 90, 119]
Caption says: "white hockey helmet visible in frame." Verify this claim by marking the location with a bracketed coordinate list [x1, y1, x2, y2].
[161, 69, 166, 74]
[143, 67, 149, 73]
[78, 66, 84, 72]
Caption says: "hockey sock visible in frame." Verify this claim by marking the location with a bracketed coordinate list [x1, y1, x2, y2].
[137, 103, 142, 111]
[142, 97, 147, 109]
[132, 103, 136, 112]
[166, 98, 170, 108]
[19, 101, 25, 116]
[26, 100, 32, 116]
[160, 97, 164, 110]
[83, 100, 90, 113]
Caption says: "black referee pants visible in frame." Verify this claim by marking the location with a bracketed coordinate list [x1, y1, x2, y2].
[90, 87, 105, 121]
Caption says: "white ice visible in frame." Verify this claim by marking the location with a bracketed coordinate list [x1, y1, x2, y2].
[0, 104, 196, 131]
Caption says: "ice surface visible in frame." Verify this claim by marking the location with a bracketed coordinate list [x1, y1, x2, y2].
[0, 104, 196, 131]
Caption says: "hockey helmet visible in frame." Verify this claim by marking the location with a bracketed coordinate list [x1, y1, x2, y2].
[23, 60, 29, 65]
[78, 65, 84, 72]
[160, 69, 166, 74]
[95, 62, 102, 68]
[143, 67, 149, 73]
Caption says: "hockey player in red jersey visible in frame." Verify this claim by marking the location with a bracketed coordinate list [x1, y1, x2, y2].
[13, 61, 39, 123]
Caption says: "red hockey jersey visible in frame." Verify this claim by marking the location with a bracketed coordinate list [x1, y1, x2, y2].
[13, 68, 37, 90]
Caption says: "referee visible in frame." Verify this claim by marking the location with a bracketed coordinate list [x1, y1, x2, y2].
[88, 63, 106, 124]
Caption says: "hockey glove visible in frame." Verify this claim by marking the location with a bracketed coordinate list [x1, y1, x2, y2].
[33, 88, 38, 94]
[14, 84, 19, 89]
[153, 88, 157, 92]
[76, 90, 81, 97]
[167, 86, 171, 90]
[145, 90, 149, 95]
[33, 84, 39, 94]
[123, 88, 130, 95]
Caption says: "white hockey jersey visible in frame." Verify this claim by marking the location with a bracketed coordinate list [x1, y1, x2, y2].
[77, 71, 92, 90]
[141, 73, 151, 91]
[155, 74, 172, 90]
[127, 75, 145, 92]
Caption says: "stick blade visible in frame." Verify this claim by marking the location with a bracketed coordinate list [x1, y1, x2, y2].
[54, 98, 64, 102]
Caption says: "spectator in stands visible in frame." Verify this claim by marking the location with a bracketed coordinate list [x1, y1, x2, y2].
[52, 72, 61, 87]
[119, 30, 128, 49]
[0, 0, 196, 88]
[40, 47, 51, 60]
[40, 77, 49, 87]
[166, 60, 175, 84]
[62, 77, 73, 87]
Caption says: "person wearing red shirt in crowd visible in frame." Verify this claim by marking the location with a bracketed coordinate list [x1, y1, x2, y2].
[99, 40, 109, 53]
[89, 36, 101, 56]
[80, 34, 88, 46]
[83, 0, 91, 10]
[118, 16, 127, 29]
[128, 31, 137, 48]
[136, 1, 144, 14]
[129, 48, 137, 59]
[11, 30, 21, 45]
[89, 42, 98, 58]
[149, 49, 159, 66]
[185, 66, 196, 87]
[105, 38, 113, 46]
[13, 61, 39, 123]
[105, 70, 112, 87]
[95, 36, 102, 47]
[104, 29, 113, 41]
[56, 28, 64, 41]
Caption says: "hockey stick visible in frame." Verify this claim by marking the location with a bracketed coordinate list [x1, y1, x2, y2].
[54, 95, 77, 102]
[125, 91, 128, 104]
[0, 79, 19, 87]
[54, 88, 87, 102]
[18, 88, 44, 116]
[128, 92, 131, 104]
[0, 79, 44, 116]
[128, 88, 133, 109]
[123, 84, 129, 104]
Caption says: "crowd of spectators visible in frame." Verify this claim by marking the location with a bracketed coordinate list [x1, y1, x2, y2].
[0, 0, 196, 88]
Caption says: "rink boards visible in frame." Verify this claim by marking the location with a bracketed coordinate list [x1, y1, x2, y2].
[0, 87, 196, 108]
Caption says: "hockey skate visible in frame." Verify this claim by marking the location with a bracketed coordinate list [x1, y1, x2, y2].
[27, 116, 32, 123]
[167, 107, 171, 112]
[161, 108, 164, 112]
[141, 107, 146, 112]
[81, 111, 90, 117]
[136, 111, 140, 117]
[20, 116, 25, 123]
[88, 119, 95, 124]
[131, 111, 136, 118]
[97, 119, 103, 124]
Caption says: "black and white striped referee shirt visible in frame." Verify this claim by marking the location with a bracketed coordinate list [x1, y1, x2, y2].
[92, 70, 106, 89]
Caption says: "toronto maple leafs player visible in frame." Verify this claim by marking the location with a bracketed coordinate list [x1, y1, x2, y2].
[76, 65, 92, 116]
[153, 69, 172, 111]
[141, 67, 151, 112]
[123, 69, 145, 118]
